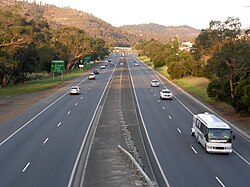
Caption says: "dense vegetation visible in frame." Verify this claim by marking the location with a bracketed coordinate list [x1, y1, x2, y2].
[0, 9, 108, 87]
[120, 23, 199, 43]
[135, 17, 250, 113]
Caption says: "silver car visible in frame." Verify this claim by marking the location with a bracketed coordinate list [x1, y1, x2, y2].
[88, 73, 96, 80]
[160, 89, 173, 100]
[151, 80, 160, 87]
[70, 86, 80, 95]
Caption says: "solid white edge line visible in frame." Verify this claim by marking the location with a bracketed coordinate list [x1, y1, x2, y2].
[0, 77, 90, 147]
[67, 61, 116, 187]
[233, 150, 250, 166]
[137, 58, 250, 165]
[128, 58, 171, 187]
[215, 176, 226, 187]
[0, 91, 69, 146]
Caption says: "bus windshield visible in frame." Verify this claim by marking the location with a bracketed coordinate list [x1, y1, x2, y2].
[207, 128, 231, 142]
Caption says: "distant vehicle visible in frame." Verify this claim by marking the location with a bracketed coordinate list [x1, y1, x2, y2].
[100, 65, 106, 69]
[134, 62, 139, 66]
[191, 112, 235, 154]
[151, 80, 160, 87]
[120, 62, 123, 66]
[88, 73, 96, 80]
[160, 89, 172, 100]
[109, 62, 115, 67]
[93, 69, 99, 74]
[70, 86, 80, 95]
[108, 59, 111, 62]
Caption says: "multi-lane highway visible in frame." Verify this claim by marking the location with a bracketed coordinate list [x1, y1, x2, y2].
[126, 52, 250, 187]
[0, 54, 120, 187]
[0, 52, 249, 187]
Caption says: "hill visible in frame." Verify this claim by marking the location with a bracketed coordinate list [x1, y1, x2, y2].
[120, 23, 200, 43]
[0, 0, 200, 45]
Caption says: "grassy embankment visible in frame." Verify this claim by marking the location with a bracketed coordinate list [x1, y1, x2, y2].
[138, 56, 232, 110]
[0, 64, 97, 100]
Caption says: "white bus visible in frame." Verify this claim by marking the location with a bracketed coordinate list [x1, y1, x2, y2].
[191, 112, 235, 154]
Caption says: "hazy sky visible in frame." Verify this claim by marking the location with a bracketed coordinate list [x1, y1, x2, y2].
[39, 0, 250, 29]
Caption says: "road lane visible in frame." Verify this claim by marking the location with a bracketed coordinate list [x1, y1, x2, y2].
[0, 55, 120, 187]
[127, 52, 250, 187]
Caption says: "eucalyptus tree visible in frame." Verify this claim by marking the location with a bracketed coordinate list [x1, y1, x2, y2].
[51, 27, 94, 73]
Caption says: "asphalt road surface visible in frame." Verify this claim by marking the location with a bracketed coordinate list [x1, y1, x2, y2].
[126, 52, 250, 187]
[0, 52, 249, 187]
[0, 54, 120, 187]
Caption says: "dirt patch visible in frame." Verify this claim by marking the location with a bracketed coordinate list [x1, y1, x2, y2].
[0, 82, 68, 124]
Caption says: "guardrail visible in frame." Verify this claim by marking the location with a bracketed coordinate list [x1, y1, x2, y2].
[118, 145, 155, 187]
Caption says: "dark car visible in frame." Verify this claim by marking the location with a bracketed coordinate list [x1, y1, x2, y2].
[93, 69, 99, 74]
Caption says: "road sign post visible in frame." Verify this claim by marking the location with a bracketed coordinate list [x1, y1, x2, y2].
[51, 60, 65, 80]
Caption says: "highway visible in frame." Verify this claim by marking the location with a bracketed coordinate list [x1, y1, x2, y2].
[0, 52, 249, 187]
[0, 54, 120, 187]
[126, 52, 250, 187]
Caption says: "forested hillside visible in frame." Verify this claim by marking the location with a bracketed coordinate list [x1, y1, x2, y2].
[0, 0, 199, 46]
[120, 23, 200, 43]
[0, 1, 109, 86]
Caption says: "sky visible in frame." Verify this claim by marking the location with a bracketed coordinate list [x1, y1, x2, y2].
[39, 0, 250, 30]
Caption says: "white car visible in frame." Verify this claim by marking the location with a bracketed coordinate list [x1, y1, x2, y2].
[70, 86, 80, 95]
[100, 65, 106, 69]
[151, 80, 160, 87]
[160, 89, 173, 100]
[88, 73, 96, 80]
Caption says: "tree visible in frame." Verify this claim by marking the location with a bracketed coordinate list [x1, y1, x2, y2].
[206, 40, 250, 99]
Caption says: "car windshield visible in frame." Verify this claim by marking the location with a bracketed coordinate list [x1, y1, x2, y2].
[207, 128, 231, 140]
[152, 80, 158, 83]
[163, 90, 171, 94]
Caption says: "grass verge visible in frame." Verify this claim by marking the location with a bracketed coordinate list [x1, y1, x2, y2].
[0, 64, 96, 100]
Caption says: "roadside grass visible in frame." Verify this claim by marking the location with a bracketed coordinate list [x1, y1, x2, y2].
[171, 76, 212, 103]
[0, 64, 96, 100]
[138, 55, 232, 110]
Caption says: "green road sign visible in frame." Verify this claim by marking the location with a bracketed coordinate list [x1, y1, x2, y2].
[51, 60, 65, 73]
[83, 55, 91, 63]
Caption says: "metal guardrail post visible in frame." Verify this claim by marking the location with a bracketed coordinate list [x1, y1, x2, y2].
[118, 145, 155, 187]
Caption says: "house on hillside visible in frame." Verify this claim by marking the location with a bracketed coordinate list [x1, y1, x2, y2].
[179, 41, 193, 52]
